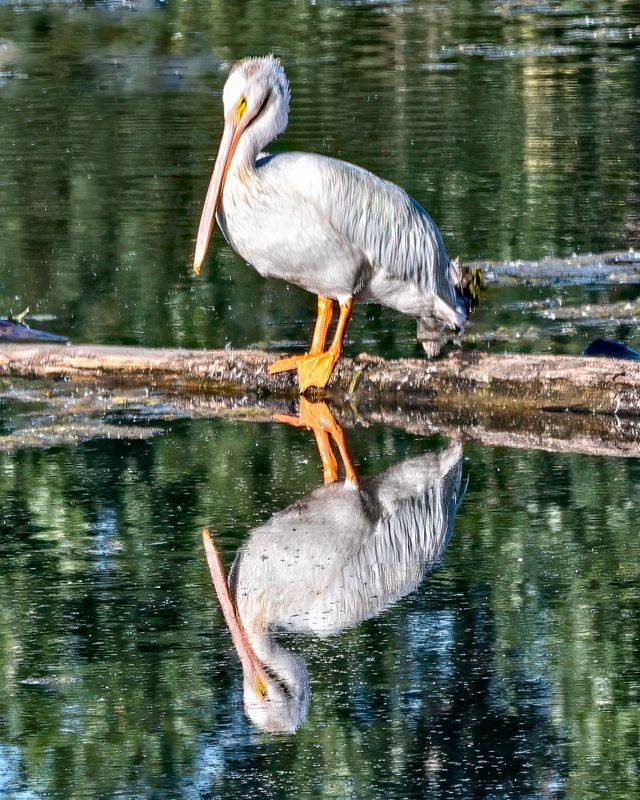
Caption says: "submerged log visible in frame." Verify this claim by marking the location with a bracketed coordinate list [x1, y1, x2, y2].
[0, 343, 639, 418]
[474, 249, 640, 287]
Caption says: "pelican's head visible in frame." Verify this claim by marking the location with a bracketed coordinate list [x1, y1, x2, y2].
[242, 643, 310, 735]
[193, 55, 290, 274]
[223, 56, 290, 141]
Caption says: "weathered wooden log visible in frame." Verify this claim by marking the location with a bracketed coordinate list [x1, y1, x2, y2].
[0, 343, 639, 418]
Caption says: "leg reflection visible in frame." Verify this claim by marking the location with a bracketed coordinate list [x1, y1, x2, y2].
[273, 397, 359, 488]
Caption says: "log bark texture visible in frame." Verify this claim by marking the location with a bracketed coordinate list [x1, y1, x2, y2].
[1, 343, 639, 415]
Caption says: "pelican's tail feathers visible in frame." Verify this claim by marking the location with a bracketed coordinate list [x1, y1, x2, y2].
[448, 256, 463, 288]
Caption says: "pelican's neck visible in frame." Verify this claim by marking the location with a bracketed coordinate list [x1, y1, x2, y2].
[231, 98, 288, 179]
[232, 127, 264, 178]
[241, 614, 311, 733]
[244, 621, 280, 664]
[237, 590, 308, 699]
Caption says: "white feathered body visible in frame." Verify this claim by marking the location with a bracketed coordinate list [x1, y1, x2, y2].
[226, 442, 463, 733]
[218, 152, 464, 329]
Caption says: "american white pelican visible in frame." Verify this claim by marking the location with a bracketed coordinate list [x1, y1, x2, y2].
[194, 55, 465, 391]
[203, 437, 463, 732]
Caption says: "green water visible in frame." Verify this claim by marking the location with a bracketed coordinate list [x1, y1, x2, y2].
[1, 422, 639, 799]
[1, 1, 640, 798]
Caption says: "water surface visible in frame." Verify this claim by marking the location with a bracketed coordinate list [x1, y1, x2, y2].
[0, 417, 639, 798]
[1, 2, 640, 798]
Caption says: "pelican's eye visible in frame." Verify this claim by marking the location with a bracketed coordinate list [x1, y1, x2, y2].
[235, 96, 247, 123]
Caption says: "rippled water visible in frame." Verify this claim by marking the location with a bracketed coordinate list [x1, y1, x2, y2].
[1, 418, 639, 799]
[1, 1, 640, 799]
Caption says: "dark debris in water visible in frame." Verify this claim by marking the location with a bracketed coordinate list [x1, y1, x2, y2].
[0, 311, 69, 344]
[583, 338, 640, 361]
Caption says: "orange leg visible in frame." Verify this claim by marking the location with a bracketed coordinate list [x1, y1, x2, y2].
[310, 296, 333, 355]
[273, 396, 358, 487]
[268, 296, 334, 375]
[296, 298, 353, 392]
[311, 426, 339, 484]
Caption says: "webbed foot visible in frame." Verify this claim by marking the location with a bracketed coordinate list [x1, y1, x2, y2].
[274, 397, 358, 487]
[296, 350, 339, 392]
[268, 354, 307, 375]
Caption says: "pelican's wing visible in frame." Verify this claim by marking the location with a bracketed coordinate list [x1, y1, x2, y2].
[289, 153, 461, 315]
[230, 483, 372, 631]
[230, 445, 463, 639]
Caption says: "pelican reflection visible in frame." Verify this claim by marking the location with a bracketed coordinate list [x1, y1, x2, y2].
[203, 406, 463, 733]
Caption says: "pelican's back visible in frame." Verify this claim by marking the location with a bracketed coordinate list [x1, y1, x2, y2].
[307, 443, 463, 633]
[230, 443, 463, 639]
[306, 155, 465, 328]
[250, 151, 465, 330]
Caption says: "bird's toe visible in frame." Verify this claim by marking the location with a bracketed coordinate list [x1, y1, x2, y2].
[268, 354, 306, 374]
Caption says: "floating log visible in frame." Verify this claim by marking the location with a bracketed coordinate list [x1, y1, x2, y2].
[474, 249, 640, 287]
[0, 343, 639, 419]
[2, 251, 638, 454]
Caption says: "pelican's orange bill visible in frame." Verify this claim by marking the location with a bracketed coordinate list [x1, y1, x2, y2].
[201, 528, 270, 701]
[193, 100, 248, 274]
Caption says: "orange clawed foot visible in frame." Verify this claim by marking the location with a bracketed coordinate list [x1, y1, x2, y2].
[267, 296, 353, 392]
[268, 354, 307, 375]
[296, 350, 339, 392]
[268, 350, 339, 391]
